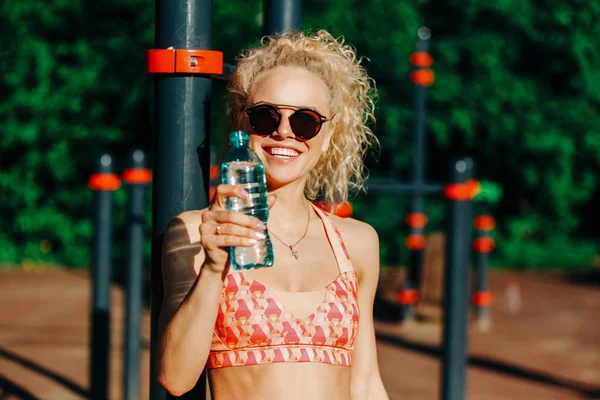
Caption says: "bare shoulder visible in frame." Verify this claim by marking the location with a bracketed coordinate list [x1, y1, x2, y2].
[164, 208, 208, 244]
[329, 214, 380, 283]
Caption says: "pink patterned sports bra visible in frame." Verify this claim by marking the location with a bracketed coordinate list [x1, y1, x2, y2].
[207, 204, 360, 369]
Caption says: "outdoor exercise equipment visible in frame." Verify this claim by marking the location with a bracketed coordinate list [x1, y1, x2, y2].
[146, 1, 300, 399]
[472, 200, 496, 326]
[87, 1, 495, 399]
[123, 150, 152, 400]
[88, 153, 121, 400]
[441, 158, 478, 400]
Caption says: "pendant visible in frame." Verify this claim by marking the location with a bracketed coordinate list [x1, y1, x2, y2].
[289, 245, 299, 260]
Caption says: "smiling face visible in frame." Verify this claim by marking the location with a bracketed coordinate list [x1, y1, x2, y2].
[242, 66, 334, 191]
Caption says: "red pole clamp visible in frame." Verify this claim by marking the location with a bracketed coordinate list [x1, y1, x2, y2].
[410, 52, 433, 67]
[474, 237, 495, 253]
[406, 212, 428, 229]
[405, 234, 427, 250]
[398, 289, 419, 305]
[146, 49, 224, 75]
[89, 173, 121, 191]
[123, 168, 153, 184]
[444, 179, 481, 201]
[474, 215, 496, 231]
[410, 69, 435, 86]
[472, 291, 495, 306]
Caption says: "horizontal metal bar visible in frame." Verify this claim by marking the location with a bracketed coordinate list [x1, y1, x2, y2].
[212, 62, 235, 80]
[366, 178, 444, 194]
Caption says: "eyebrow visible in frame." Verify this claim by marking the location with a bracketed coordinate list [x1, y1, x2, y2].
[249, 101, 324, 114]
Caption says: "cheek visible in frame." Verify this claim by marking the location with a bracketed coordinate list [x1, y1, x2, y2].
[248, 135, 263, 154]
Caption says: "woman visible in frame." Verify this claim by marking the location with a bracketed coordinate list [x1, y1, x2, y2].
[157, 29, 389, 399]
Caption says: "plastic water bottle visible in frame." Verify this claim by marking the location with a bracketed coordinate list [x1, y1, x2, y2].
[221, 130, 274, 270]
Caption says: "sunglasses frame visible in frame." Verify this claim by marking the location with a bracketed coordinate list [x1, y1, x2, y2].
[244, 103, 333, 140]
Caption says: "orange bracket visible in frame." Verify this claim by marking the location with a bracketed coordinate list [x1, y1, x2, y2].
[444, 179, 481, 201]
[398, 289, 419, 305]
[89, 173, 121, 191]
[146, 49, 223, 75]
[410, 52, 433, 67]
[410, 69, 435, 86]
[405, 234, 427, 250]
[474, 215, 496, 231]
[406, 212, 428, 229]
[474, 237, 495, 253]
[472, 291, 495, 306]
[123, 168, 153, 184]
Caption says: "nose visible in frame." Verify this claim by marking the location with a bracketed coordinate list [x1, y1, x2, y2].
[273, 110, 296, 140]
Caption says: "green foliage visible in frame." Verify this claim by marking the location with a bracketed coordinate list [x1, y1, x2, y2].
[1, 0, 598, 269]
[0, 0, 153, 267]
[474, 180, 503, 206]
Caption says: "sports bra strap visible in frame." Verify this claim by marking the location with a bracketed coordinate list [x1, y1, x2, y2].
[311, 203, 354, 274]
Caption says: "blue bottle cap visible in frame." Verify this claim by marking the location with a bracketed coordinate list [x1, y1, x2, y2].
[229, 130, 249, 146]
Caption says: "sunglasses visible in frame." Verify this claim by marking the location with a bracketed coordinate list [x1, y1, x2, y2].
[244, 103, 333, 141]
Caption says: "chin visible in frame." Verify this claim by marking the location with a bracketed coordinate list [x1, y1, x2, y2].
[265, 170, 304, 190]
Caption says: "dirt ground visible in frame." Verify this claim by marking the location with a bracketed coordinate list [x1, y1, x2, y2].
[0, 267, 599, 400]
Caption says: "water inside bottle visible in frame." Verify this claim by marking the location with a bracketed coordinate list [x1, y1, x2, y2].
[221, 161, 273, 270]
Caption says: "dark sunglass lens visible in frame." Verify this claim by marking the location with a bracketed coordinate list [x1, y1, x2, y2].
[290, 110, 321, 139]
[249, 106, 279, 135]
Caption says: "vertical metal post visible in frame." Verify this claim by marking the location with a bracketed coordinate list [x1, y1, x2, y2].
[263, 0, 303, 35]
[441, 158, 475, 400]
[123, 150, 152, 400]
[472, 201, 495, 327]
[89, 153, 121, 400]
[150, 1, 213, 399]
[401, 27, 433, 321]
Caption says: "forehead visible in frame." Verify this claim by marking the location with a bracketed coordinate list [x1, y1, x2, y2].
[247, 66, 331, 112]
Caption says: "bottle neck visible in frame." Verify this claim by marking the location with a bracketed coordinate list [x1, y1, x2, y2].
[230, 140, 248, 148]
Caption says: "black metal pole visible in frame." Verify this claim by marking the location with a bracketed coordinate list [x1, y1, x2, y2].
[123, 150, 151, 400]
[441, 158, 475, 400]
[473, 201, 494, 327]
[89, 153, 120, 400]
[401, 27, 432, 321]
[150, 1, 213, 399]
[366, 179, 443, 194]
[263, 0, 303, 35]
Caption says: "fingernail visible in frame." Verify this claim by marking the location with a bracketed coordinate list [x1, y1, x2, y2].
[255, 232, 266, 240]
[247, 238, 258, 245]
[257, 222, 266, 230]
[240, 190, 249, 198]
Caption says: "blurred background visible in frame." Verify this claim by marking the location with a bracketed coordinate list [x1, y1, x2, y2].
[1, 0, 599, 399]
[1, 0, 599, 271]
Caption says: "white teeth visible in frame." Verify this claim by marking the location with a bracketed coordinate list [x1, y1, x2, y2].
[268, 147, 299, 157]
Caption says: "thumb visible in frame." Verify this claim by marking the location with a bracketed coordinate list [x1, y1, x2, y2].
[267, 193, 278, 210]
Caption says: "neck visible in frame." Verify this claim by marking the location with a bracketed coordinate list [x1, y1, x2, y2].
[267, 182, 313, 234]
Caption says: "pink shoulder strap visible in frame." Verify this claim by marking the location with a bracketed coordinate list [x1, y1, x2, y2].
[311, 204, 354, 273]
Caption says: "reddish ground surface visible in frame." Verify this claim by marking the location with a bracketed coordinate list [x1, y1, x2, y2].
[0, 268, 599, 399]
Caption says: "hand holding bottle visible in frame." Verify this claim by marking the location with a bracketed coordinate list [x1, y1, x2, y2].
[200, 184, 276, 274]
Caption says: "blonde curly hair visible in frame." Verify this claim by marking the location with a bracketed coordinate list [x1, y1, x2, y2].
[227, 29, 378, 204]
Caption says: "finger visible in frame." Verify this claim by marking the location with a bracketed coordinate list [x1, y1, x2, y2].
[203, 209, 266, 230]
[212, 235, 258, 247]
[200, 222, 259, 247]
[209, 184, 249, 210]
[215, 223, 268, 241]
[267, 193, 278, 210]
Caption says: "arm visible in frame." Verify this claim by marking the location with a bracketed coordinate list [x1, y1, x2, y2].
[344, 221, 389, 400]
[156, 211, 225, 396]
[156, 185, 272, 396]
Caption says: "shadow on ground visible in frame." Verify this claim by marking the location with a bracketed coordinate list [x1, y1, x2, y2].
[376, 332, 600, 399]
[0, 346, 89, 399]
[565, 268, 600, 287]
[0, 373, 41, 400]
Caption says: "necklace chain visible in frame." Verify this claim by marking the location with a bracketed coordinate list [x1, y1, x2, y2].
[268, 203, 311, 260]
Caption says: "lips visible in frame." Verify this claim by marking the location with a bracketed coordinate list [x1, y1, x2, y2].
[263, 146, 301, 158]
